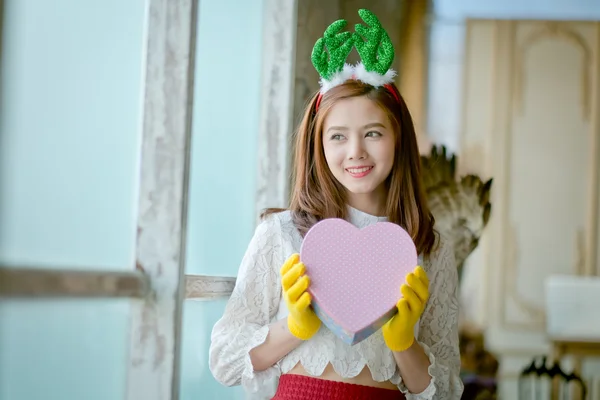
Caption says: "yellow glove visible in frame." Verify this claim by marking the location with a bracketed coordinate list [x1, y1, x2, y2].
[280, 253, 321, 340]
[382, 266, 430, 352]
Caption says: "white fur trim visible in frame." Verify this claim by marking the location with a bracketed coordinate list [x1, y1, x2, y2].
[353, 62, 396, 87]
[318, 62, 396, 95]
[319, 63, 354, 94]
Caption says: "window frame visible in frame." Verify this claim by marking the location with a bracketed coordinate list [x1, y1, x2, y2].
[0, 0, 297, 398]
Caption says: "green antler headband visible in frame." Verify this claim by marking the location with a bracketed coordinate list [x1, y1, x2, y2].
[311, 19, 355, 82]
[311, 9, 397, 95]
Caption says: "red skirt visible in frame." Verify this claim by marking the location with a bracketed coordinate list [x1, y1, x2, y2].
[272, 374, 406, 400]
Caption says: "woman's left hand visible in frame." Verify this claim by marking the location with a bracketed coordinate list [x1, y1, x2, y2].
[382, 266, 430, 352]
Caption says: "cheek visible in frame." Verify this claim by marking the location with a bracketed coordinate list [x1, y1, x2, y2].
[373, 145, 395, 168]
[323, 144, 344, 167]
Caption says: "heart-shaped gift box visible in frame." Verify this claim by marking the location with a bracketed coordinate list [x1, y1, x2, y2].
[300, 218, 417, 345]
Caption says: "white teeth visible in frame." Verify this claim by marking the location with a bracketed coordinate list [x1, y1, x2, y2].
[347, 167, 372, 173]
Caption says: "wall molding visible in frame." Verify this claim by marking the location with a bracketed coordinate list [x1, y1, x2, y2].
[493, 20, 547, 331]
[514, 22, 592, 120]
[500, 20, 600, 330]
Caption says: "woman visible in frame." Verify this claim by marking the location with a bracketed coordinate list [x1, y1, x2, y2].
[209, 9, 463, 400]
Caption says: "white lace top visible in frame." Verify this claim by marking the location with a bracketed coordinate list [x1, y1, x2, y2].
[209, 207, 463, 399]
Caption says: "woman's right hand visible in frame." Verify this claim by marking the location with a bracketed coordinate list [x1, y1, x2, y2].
[280, 253, 321, 340]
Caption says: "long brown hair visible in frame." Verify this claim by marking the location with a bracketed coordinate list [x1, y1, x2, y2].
[263, 80, 437, 256]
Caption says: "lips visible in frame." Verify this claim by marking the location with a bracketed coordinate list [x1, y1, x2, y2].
[345, 166, 373, 178]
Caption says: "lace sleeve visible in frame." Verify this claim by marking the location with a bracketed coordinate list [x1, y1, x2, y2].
[208, 214, 284, 393]
[400, 237, 464, 399]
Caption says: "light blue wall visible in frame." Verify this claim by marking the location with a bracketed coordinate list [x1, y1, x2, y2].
[0, 0, 265, 398]
[180, 0, 264, 399]
[0, 0, 146, 399]
[184, 0, 264, 278]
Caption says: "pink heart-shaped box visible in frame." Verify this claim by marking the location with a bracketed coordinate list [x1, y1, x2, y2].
[300, 218, 417, 345]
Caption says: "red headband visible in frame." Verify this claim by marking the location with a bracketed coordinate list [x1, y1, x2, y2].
[315, 83, 400, 111]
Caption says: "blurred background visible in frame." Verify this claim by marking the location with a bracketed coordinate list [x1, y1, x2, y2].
[1, 0, 600, 399]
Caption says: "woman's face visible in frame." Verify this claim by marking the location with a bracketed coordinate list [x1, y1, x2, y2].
[322, 96, 396, 207]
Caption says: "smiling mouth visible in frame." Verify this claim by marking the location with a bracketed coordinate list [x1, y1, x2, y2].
[345, 166, 373, 178]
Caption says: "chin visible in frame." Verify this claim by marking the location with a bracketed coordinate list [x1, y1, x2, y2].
[342, 182, 380, 195]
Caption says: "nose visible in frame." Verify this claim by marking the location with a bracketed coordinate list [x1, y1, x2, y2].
[348, 137, 367, 160]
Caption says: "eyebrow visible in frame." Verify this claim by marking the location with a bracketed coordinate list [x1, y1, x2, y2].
[326, 122, 386, 133]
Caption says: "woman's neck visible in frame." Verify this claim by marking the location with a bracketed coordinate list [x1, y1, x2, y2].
[346, 188, 387, 217]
